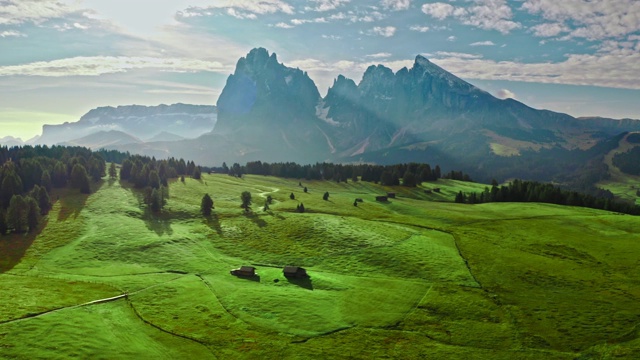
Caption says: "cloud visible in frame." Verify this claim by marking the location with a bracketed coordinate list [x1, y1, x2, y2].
[381, 0, 411, 11]
[470, 40, 495, 46]
[521, 0, 640, 41]
[181, 0, 294, 19]
[529, 22, 568, 37]
[0, 0, 79, 25]
[421, 3, 455, 20]
[370, 26, 396, 37]
[495, 89, 516, 99]
[447, 35, 457, 42]
[306, 0, 350, 12]
[274, 22, 294, 29]
[409, 25, 430, 32]
[422, 0, 520, 34]
[291, 17, 328, 25]
[430, 51, 640, 90]
[0, 30, 26, 38]
[0, 56, 231, 77]
[366, 52, 392, 59]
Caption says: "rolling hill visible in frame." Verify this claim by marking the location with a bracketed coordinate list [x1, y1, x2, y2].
[1, 172, 639, 359]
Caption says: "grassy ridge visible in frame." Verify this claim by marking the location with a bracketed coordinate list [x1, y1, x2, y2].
[1, 173, 639, 359]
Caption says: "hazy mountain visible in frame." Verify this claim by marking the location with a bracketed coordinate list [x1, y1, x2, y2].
[146, 131, 185, 143]
[213, 47, 333, 163]
[58, 130, 142, 149]
[0, 136, 24, 147]
[37, 103, 217, 145]
[110, 48, 640, 187]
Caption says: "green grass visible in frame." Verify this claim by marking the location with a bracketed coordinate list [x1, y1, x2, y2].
[1, 173, 639, 359]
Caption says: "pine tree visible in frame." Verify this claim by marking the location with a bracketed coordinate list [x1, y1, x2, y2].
[70, 164, 91, 194]
[108, 163, 117, 179]
[290, 192, 295, 200]
[41, 170, 52, 192]
[323, 191, 329, 201]
[26, 196, 40, 232]
[241, 191, 252, 212]
[6, 195, 28, 233]
[201, 193, 214, 216]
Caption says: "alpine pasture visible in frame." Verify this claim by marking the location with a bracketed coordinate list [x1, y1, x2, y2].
[1, 172, 639, 359]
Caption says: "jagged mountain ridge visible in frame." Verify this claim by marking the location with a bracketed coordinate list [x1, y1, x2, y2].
[37, 103, 217, 146]
[206, 48, 640, 183]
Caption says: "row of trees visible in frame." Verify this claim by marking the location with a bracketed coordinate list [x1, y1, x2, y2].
[204, 161, 472, 188]
[612, 147, 640, 176]
[454, 179, 640, 215]
[0, 145, 109, 234]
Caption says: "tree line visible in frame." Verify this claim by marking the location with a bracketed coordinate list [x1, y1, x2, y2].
[204, 161, 474, 187]
[0, 145, 108, 234]
[612, 146, 640, 176]
[455, 179, 640, 215]
[119, 155, 200, 212]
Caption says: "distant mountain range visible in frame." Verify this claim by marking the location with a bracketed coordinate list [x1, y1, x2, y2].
[3, 48, 639, 187]
[0, 103, 217, 149]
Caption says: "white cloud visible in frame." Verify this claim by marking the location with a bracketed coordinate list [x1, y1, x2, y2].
[529, 22, 568, 37]
[290, 17, 328, 25]
[0, 0, 78, 25]
[366, 52, 392, 59]
[381, 0, 411, 11]
[0, 30, 26, 38]
[422, 0, 520, 34]
[409, 25, 430, 32]
[274, 22, 294, 29]
[495, 89, 516, 99]
[421, 3, 455, 20]
[433, 51, 482, 59]
[447, 35, 457, 41]
[470, 40, 495, 46]
[182, 0, 294, 19]
[430, 51, 640, 90]
[370, 26, 396, 37]
[306, 0, 350, 12]
[521, 0, 640, 41]
[0, 56, 231, 77]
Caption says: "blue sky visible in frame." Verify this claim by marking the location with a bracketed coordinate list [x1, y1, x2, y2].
[1, 0, 639, 140]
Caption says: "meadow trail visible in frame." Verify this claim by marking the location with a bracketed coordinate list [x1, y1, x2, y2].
[0, 294, 127, 326]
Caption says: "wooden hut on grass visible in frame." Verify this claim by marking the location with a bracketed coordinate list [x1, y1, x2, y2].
[283, 266, 308, 279]
[230, 266, 256, 277]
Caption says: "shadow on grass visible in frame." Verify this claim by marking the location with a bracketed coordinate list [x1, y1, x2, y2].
[143, 209, 173, 236]
[286, 277, 313, 290]
[245, 212, 267, 227]
[204, 213, 222, 235]
[234, 274, 260, 282]
[56, 190, 90, 222]
[0, 218, 48, 274]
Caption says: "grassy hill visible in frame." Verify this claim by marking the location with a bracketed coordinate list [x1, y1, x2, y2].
[1, 173, 639, 359]
[598, 132, 640, 205]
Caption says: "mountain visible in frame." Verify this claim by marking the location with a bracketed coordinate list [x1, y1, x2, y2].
[58, 130, 142, 149]
[0, 136, 24, 147]
[37, 103, 217, 145]
[213, 47, 333, 163]
[110, 48, 640, 187]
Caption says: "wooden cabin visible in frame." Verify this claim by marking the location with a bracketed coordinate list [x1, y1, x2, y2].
[387, 192, 396, 198]
[283, 266, 308, 279]
[230, 266, 256, 277]
[375, 196, 388, 202]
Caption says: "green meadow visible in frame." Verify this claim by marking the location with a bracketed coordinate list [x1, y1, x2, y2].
[1, 173, 639, 359]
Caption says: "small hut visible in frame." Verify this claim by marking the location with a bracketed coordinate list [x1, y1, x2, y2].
[375, 196, 388, 202]
[283, 266, 308, 279]
[387, 192, 396, 198]
[230, 266, 256, 277]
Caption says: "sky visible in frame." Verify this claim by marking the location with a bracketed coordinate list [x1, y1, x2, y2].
[1, 0, 640, 140]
